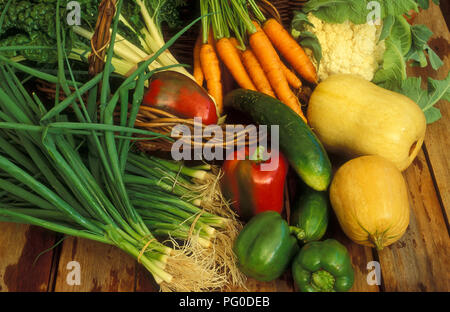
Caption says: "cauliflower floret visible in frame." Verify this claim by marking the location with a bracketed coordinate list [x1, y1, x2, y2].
[305, 13, 385, 82]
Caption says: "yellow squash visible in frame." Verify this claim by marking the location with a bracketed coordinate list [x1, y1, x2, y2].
[329, 155, 410, 250]
[307, 74, 426, 171]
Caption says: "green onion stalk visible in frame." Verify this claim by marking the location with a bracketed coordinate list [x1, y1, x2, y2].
[0, 1, 244, 291]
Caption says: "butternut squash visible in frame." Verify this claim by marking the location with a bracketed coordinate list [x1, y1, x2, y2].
[329, 155, 410, 250]
[307, 74, 426, 171]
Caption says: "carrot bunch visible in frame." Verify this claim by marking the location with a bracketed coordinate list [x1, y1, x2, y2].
[193, 0, 317, 123]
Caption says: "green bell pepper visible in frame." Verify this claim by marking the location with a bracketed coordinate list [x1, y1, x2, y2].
[292, 239, 354, 292]
[233, 211, 299, 282]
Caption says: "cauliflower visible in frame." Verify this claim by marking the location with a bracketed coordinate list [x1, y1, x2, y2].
[305, 13, 386, 82]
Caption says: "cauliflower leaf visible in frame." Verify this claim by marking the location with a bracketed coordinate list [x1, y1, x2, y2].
[392, 73, 449, 124]
[303, 0, 418, 25]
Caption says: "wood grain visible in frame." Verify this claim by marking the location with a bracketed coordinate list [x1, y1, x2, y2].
[410, 3, 450, 225]
[0, 224, 56, 292]
[327, 216, 380, 292]
[53, 237, 135, 292]
[229, 272, 295, 292]
[376, 151, 450, 291]
[135, 261, 160, 292]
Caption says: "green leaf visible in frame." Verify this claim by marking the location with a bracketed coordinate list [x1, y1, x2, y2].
[390, 16, 412, 56]
[426, 46, 444, 70]
[345, 0, 369, 24]
[291, 11, 314, 31]
[309, 3, 350, 24]
[427, 74, 450, 106]
[383, 0, 418, 17]
[373, 38, 406, 87]
[303, 0, 418, 25]
[407, 50, 428, 67]
[407, 24, 443, 70]
[415, 0, 430, 9]
[392, 74, 449, 124]
[414, 0, 440, 9]
[299, 31, 322, 66]
[424, 107, 442, 123]
[410, 24, 433, 49]
[291, 11, 322, 66]
[379, 15, 395, 42]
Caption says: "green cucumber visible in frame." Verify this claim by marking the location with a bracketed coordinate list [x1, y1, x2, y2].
[223, 89, 332, 191]
[290, 187, 329, 243]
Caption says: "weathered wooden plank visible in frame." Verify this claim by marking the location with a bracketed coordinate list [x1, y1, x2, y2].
[326, 217, 380, 292]
[0, 223, 56, 292]
[53, 237, 135, 292]
[409, 2, 450, 224]
[229, 272, 294, 292]
[376, 151, 450, 291]
[135, 262, 160, 292]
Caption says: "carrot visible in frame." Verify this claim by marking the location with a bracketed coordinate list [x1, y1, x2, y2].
[262, 18, 318, 84]
[216, 37, 257, 91]
[241, 49, 275, 97]
[200, 43, 223, 114]
[228, 38, 273, 96]
[193, 34, 204, 86]
[280, 62, 302, 90]
[228, 37, 240, 50]
[253, 21, 301, 90]
[249, 23, 306, 121]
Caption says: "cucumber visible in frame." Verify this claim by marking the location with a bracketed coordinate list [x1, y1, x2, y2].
[224, 89, 332, 191]
[290, 187, 329, 244]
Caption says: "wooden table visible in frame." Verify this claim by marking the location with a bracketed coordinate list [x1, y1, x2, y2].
[0, 2, 449, 292]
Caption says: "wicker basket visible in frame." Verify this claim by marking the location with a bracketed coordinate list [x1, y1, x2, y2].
[38, 0, 307, 152]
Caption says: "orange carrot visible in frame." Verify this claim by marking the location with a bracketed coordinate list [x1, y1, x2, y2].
[216, 37, 257, 91]
[200, 43, 223, 114]
[249, 24, 306, 121]
[193, 34, 204, 86]
[241, 49, 275, 97]
[280, 62, 302, 90]
[253, 21, 302, 90]
[263, 18, 318, 84]
[228, 38, 274, 96]
[228, 37, 240, 50]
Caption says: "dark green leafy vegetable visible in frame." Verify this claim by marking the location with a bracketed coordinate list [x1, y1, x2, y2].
[0, 0, 96, 63]
[0, 0, 191, 78]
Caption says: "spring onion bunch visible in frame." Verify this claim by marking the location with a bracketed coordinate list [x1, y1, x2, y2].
[0, 0, 243, 291]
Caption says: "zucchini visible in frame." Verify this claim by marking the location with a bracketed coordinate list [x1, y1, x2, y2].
[223, 89, 332, 191]
[290, 187, 329, 243]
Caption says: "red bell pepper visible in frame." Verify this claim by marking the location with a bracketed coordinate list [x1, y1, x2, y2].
[221, 147, 289, 221]
[142, 71, 219, 125]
